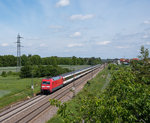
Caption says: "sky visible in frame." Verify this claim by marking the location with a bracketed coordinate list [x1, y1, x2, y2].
[0, 0, 150, 59]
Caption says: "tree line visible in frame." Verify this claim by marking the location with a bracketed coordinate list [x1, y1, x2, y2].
[0, 55, 101, 67]
[20, 65, 71, 78]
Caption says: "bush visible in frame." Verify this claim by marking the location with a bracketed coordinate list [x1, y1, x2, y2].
[4, 71, 19, 76]
[108, 64, 117, 70]
[1, 71, 7, 77]
[7, 71, 13, 75]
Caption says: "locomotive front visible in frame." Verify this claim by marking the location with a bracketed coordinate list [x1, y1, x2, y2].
[41, 78, 51, 93]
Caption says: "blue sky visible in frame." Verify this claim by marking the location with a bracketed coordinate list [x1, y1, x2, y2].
[0, 0, 150, 58]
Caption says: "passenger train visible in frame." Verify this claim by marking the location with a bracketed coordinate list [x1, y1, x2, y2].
[41, 65, 100, 93]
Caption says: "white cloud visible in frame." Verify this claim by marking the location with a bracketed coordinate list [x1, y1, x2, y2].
[1, 43, 9, 47]
[70, 32, 81, 37]
[96, 41, 111, 45]
[116, 46, 129, 49]
[143, 20, 150, 24]
[70, 14, 94, 20]
[67, 43, 83, 48]
[146, 42, 150, 45]
[40, 43, 47, 47]
[56, 0, 70, 7]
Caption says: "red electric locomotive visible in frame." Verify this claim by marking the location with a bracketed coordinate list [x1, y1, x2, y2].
[41, 76, 64, 93]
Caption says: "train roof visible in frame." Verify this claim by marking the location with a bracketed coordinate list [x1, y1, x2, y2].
[42, 76, 62, 81]
[60, 65, 93, 77]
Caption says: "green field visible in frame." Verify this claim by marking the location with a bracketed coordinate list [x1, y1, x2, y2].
[0, 65, 90, 74]
[48, 67, 110, 123]
[0, 75, 42, 109]
[0, 65, 90, 110]
[0, 67, 17, 74]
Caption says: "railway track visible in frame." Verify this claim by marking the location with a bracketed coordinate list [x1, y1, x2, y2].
[0, 64, 105, 123]
[30, 66, 103, 123]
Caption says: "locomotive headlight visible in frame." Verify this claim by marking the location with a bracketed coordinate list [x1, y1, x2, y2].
[42, 86, 45, 88]
[46, 86, 50, 88]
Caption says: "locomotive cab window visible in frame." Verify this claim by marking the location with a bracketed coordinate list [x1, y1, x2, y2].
[42, 81, 50, 84]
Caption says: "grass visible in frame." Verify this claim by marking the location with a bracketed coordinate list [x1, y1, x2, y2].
[0, 90, 11, 98]
[0, 75, 42, 109]
[0, 67, 17, 74]
[0, 65, 90, 74]
[48, 67, 110, 123]
[0, 65, 90, 110]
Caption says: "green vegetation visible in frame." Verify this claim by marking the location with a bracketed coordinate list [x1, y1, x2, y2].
[0, 65, 89, 74]
[1, 71, 7, 77]
[0, 55, 101, 67]
[48, 67, 110, 123]
[20, 65, 71, 78]
[49, 46, 150, 122]
[0, 67, 17, 74]
[0, 65, 90, 109]
[0, 75, 41, 109]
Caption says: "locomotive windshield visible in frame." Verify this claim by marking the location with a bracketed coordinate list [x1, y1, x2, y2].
[42, 81, 50, 84]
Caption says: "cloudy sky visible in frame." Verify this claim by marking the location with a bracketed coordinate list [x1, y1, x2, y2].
[0, 0, 150, 58]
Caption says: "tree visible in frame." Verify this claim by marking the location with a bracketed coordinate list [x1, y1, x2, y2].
[0, 56, 2, 67]
[1, 71, 7, 77]
[30, 55, 42, 65]
[1, 55, 16, 66]
[139, 45, 149, 61]
[51, 56, 58, 67]
[131, 46, 150, 84]
[21, 54, 28, 66]
[20, 65, 32, 78]
[88, 57, 101, 65]
[72, 56, 77, 65]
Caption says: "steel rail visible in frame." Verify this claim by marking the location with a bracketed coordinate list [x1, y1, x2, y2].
[0, 95, 45, 117]
[29, 65, 103, 123]
[0, 95, 47, 122]
[17, 66, 102, 123]
[0, 64, 103, 123]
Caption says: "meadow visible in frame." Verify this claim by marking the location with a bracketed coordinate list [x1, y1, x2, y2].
[0, 67, 17, 74]
[0, 65, 89, 74]
[0, 76, 42, 109]
[0, 65, 90, 110]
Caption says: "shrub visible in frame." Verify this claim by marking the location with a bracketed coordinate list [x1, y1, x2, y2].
[1, 71, 7, 77]
[7, 71, 13, 75]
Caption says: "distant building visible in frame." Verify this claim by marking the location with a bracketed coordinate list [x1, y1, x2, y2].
[132, 58, 139, 61]
[117, 59, 121, 65]
[120, 58, 130, 65]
